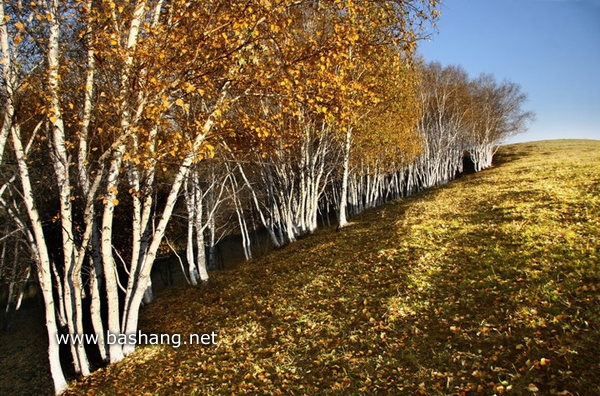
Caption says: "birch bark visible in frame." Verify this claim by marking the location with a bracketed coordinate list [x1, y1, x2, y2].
[338, 128, 352, 228]
[10, 124, 68, 394]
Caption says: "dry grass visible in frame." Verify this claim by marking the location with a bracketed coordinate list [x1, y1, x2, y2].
[7, 139, 600, 395]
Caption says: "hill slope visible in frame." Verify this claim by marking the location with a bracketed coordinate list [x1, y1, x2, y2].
[64, 139, 600, 395]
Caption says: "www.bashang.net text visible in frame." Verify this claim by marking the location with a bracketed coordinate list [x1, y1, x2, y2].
[56, 331, 218, 349]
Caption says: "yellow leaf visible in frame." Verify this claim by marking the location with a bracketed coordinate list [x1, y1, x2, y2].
[49, 116, 58, 124]
[184, 82, 196, 93]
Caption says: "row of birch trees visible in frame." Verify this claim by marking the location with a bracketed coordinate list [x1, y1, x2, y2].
[0, 0, 533, 394]
[408, 61, 533, 192]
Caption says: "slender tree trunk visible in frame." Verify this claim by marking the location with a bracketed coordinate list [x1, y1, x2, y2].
[101, 150, 125, 363]
[236, 161, 282, 248]
[14, 265, 30, 312]
[194, 179, 209, 283]
[2, 2, 70, 390]
[89, 228, 108, 361]
[231, 172, 253, 260]
[121, 80, 232, 354]
[4, 240, 18, 315]
[184, 171, 199, 285]
[0, 0, 13, 167]
[46, 0, 93, 375]
[338, 128, 352, 228]
[10, 125, 67, 394]
[121, 138, 206, 354]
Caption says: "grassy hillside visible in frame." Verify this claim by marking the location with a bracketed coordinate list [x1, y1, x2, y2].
[57, 140, 600, 394]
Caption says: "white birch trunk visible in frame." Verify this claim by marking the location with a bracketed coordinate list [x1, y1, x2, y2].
[0, 0, 14, 167]
[98, 0, 149, 362]
[122, 142, 205, 354]
[2, 3, 71, 389]
[4, 239, 18, 315]
[14, 265, 30, 312]
[194, 179, 209, 283]
[338, 129, 352, 228]
[101, 150, 125, 363]
[231, 173, 253, 260]
[121, 80, 232, 355]
[47, 0, 91, 374]
[184, 173, 199, 285]
[143, 279, 154, 305]
[89, 254, 108, 362]
[235, 161, 282, 248]
[10, 125, 67, 395]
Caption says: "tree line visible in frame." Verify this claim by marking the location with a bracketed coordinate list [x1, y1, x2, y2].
[0, 0, 532, 393]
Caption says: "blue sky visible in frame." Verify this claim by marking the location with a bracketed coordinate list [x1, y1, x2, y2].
[417, 0, 600, 143]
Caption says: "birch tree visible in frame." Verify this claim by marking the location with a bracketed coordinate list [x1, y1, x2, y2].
[466, 75, 534, 170]
[183, 158, 230, 285]
[0, 1, 446, 393]
[0, 0, 70, 391]
[409, 62, 534, 192]
[324, 1, 438, 228]
[222, 0, 439, 242]
[0, 0, 343, 392]
[412, 62, 472, 189]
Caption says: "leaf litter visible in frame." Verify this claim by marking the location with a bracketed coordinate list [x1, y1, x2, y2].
[60, 140, 600, 395]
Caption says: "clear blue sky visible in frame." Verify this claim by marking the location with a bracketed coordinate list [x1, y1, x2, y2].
[417, 0, 600, 143]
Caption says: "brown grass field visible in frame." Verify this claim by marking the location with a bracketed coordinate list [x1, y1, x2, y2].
[3, 139, 599, 395]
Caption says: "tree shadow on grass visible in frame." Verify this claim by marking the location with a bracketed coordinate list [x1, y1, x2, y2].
[382, 185, 600, 394]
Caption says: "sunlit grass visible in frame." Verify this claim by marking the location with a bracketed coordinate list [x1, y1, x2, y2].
[66, 139, 600, 395]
